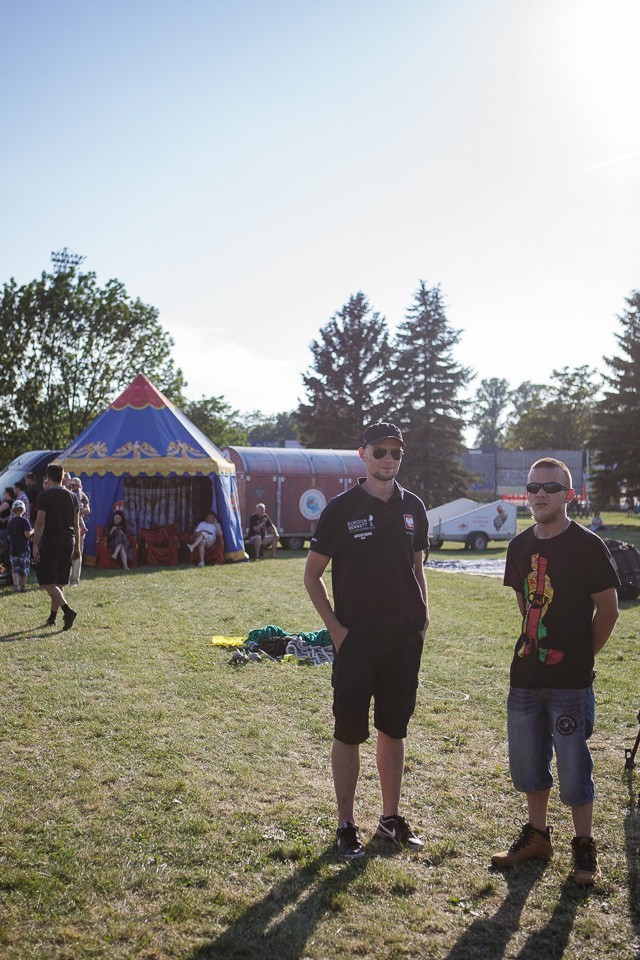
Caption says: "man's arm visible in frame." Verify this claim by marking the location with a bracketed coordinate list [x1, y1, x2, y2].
[303, 550, 348, 649]
[591, 587, 618, 655]
[514, 590, 525, 617]
[32, 512, 45, 560]
[72, 505, 81, 560]
[414, 551, 430, 635]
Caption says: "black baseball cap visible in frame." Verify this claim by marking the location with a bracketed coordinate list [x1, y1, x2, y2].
[361, 422, 404, 447]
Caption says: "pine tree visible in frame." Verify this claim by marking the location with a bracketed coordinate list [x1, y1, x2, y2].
[591, 292, 640, 503]
[297, 292, 393, 448]
[391, 281, 472, 505]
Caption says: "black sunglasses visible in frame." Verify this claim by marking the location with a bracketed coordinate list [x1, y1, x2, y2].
[372, 447, 403, 461]
[526, 482, 569, 494]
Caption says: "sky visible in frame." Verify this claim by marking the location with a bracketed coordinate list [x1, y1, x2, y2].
[1, 0, 639, 424]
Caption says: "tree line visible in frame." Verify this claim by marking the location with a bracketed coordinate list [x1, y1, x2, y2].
[1, 254, 638, 507]
[298, 284, 640, 506]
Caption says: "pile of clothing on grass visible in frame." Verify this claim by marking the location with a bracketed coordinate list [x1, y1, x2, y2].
[212, 624, 334, 666]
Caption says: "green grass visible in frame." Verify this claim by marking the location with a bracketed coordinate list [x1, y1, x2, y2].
[0, 553, 639, 960]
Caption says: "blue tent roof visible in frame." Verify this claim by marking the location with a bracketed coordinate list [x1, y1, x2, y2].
[60, 373, 234, 477]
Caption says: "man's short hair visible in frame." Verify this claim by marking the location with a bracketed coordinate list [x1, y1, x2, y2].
[11, 499, 25, 513]
[46, 463, 64, 484]
[530, 457, 572, 488]
[25, 472, 36, 482]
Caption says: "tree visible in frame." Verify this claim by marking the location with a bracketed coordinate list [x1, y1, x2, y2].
[297, 292, 393, 448]
[243, 410, 300, 447]
[0, 259, 186, 462]
[591, 292, 640, 503]
[470, 377, 511, 449]
[505, 367, 598, 450]
[184, 396, 248, 449]
[391, 281, 473, 506]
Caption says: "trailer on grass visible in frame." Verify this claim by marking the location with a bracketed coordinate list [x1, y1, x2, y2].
[427, 498, 517, 552]
[222, 446, 362, 550]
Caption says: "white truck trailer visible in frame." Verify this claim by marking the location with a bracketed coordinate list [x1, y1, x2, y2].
[427, 498, 517, 552]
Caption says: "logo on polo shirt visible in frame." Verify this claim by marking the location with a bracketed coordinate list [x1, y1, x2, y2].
[403, 514, 415, 532]
[347, 514, 375, 539]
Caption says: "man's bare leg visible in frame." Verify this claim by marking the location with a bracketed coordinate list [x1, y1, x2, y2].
[332, 739, 360, 824]
[377, 730, 404, 817]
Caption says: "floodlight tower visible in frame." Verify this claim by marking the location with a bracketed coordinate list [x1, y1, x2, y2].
[51, 247, 85, 274]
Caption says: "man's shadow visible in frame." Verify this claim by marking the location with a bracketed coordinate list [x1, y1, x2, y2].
[443, 862, 547, 960]
[186, 846, 365, 960]
[0, 624, 61, 643]
[625, 770, 640, 959]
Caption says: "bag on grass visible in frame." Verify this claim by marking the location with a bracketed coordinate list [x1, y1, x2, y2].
[603, 538, 640, 601]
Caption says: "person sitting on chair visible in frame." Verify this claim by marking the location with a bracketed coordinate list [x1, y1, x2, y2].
[106, 512, 132, 571]
[247, 502, 279, 560]
[188, 511, 222, 568]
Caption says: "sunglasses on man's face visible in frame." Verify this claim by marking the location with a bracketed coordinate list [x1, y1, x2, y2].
[526, 482, 569, 494]
[371, 447, 403, 461]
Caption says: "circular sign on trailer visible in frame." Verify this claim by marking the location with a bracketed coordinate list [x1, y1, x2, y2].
[299, 489, 326, 520]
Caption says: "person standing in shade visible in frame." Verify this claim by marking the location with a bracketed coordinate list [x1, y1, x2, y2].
[304, 422, 429, 859]
[32, 462, 81, 630]
[491, 458, 619, 886]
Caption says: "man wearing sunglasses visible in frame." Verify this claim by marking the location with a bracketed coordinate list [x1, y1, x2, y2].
[304, 422, 429, 859]
[492, 457, 619, 886]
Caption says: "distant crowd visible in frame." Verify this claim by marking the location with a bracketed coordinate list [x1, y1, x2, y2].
[0, 469, 91, 590]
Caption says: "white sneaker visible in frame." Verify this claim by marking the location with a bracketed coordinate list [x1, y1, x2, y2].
[197, 560, 205, 567]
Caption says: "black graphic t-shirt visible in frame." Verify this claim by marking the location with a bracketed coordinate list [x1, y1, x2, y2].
[309, 479, 428, 635]
[504, 521, 620, 689]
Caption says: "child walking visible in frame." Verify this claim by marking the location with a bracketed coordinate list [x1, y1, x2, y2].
[7, 499, 33, 592]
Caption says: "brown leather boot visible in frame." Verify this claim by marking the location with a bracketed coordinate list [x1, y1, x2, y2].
[571, 836, 602, 886]
[491, 823, 553, 868]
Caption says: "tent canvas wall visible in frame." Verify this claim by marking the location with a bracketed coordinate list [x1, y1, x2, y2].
[58, 374, 246, 562]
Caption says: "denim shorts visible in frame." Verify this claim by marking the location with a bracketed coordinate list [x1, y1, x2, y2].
[507, 686, 595, 807]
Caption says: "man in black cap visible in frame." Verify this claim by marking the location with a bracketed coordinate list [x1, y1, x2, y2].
[304, 422, 429, 858]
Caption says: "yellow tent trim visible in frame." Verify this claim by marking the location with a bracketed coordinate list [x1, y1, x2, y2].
[58, 455, 235, 477]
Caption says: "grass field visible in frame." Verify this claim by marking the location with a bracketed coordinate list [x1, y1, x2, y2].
[0, 534, 639, 960]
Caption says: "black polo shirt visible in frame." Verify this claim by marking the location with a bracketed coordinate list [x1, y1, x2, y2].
[309, 479, 428, 635]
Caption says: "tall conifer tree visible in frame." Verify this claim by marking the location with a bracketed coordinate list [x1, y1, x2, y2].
[391, 281, 472, 505]
[591, 291, 640, 502]
[297, 292, 393, 448]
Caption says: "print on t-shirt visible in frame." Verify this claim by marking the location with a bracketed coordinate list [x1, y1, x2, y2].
[519, 553, 564, 666]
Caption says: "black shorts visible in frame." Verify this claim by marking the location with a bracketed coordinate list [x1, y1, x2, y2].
[36, 540, 74, 587]
[331, 630, 424, 744]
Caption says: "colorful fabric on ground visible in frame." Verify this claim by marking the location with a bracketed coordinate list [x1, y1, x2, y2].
[246, 624, 332, 646]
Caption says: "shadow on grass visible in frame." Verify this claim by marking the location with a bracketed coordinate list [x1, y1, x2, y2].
[0, 623, 63, 643]
[186, 846, 363, 960]
[442, 861, 587, 960]
[625, 771, 640, 959]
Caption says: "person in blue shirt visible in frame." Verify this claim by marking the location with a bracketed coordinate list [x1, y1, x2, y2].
[7, 499, 33, 592]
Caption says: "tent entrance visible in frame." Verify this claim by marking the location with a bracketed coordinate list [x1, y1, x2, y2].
[125, 476, 212, 534]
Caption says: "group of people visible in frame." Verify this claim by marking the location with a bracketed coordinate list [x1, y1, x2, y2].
[304, 422, 620, 889]
[1, 468, 90, 596]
